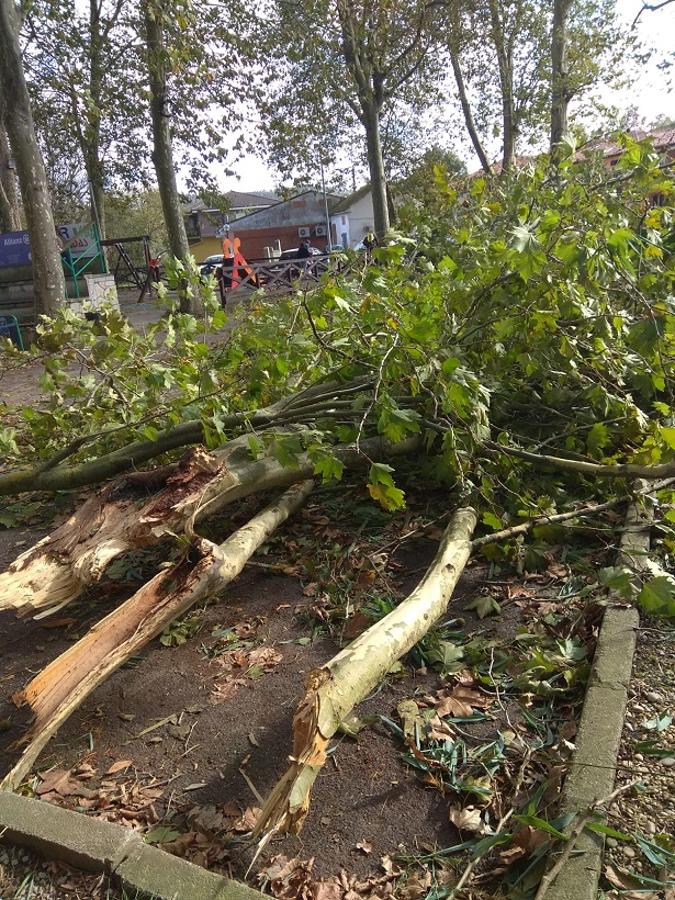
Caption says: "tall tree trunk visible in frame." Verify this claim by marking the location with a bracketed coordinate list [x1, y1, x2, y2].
[449, 47, 492, 175]
[0, 0, 65, 315]
[86, 0, 105, 237]
[487, 0, 516, 173]
[362, 100, 390, 239]
[550, 0, 573, 164]
[0, 109, 22, 230]
[142, 0, 192, 312]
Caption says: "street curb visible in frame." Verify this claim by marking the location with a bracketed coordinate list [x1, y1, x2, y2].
[545, 489, 650, 900]
[0, 792, 266, 900]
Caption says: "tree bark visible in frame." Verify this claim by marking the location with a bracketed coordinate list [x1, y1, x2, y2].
[487, 0, 516, 173]
[449, 47, 492, 175]
[85, 0, 106, 237]
[362, 100, 390, 239]
[0, 108, 21, 230]
[0, 0, 65, 315]
[550, 0, 573, 164]
[254, 506, 477, 836]
[1, 480, 313, 792]
[142, 0, 192, 311]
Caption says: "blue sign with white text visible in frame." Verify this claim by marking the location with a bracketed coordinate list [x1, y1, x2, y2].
[0, 231, 32, 268]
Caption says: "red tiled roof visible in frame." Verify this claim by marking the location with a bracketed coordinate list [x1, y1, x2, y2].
[578, 126, 675, 158]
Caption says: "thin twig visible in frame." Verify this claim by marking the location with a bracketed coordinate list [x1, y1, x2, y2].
[472, 476, 675, 549]
[534, 780, 638, 900]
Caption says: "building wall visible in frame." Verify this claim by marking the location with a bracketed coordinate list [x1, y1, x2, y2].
[188, 237, 223, 261]
[231, 225, 329, 261]
[346, 192, 375, 246]
[331, 214, 350, 249]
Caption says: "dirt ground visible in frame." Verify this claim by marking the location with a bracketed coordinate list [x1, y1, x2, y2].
[0, 517, 496, 882]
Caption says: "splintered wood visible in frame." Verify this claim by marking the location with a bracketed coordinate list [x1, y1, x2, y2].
[2, 480, 314, 791]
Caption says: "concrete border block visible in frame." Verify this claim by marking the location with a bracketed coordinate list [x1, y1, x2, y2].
[0, 792, 265, 900]
[547, 607, 639, 900]
[544, 486, 649, 900]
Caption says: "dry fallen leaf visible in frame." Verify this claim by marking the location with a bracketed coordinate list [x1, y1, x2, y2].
[36, 768, 77, 797]
[400, 870, 433, 900]
[397, 699, 423, 739]
[232, 805, 261, 832]
[448, 805, 484, 833]
[105, 759, 133, 775]
[435, 685, 490, 718]
[313, 881, 343, 900]
[355, 840, 373, 854]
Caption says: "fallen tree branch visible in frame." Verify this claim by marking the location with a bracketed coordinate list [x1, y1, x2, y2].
[0, 377, 376, 496]
[1, 480, 314, 792]
[487, 442, 675, 479]
[472, 476, 675, 549]
[0, 434, 419, 618]
[253, 505, 477, 837]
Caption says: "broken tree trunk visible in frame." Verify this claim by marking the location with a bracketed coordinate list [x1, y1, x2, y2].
[2, 480, 313, 792]
[0, 434, 419, 619]
[253, 506, 477, 837]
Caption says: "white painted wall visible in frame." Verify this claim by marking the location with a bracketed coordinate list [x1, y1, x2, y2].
[346, 191, 375, 246]
[330, 190, 375, 249]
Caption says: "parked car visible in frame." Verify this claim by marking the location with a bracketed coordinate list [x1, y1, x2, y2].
[199, 254, 223, 277]
[278, 246, 323, 261]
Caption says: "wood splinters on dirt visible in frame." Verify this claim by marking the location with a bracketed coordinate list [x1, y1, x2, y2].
[1, 480, 314, 793]
[253, 506, 477, 838]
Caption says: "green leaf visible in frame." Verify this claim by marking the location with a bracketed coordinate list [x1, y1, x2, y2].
[464, 596, 502, 619]
[659, 426, 675, 450]
[144, 825, 180, 844]
[367, 462, 405, 510]
[584, 820, 631, 841]
[586, 422, 609, 455]
[247, 435, 264, 459]
[482, 511, 502, 531]
[513, 814, 569, 841]
[426, 640, 464, 675]
[598, 566, 636, 599]
[637, 576, 675, 617]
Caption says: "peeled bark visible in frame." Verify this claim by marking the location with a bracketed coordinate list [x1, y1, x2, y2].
[0, 434, 419, 618]
[254, 506, 477, 836]
[1, 480, 313, 792]
[0, 0, 65, 315]
[142, 0, 192, 311]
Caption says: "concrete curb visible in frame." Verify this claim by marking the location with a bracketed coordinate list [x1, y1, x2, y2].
[0, 792, 266, 900]
[545, 489, 650, 900]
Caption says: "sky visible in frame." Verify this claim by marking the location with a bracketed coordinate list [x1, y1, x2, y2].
[214, 0, 675, 194]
